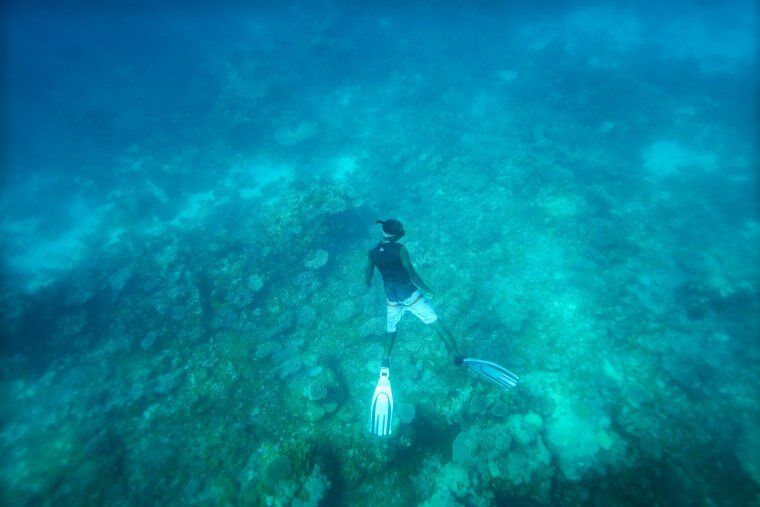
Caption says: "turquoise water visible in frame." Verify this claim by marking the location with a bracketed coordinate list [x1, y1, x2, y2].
[2, 1, 758, 505]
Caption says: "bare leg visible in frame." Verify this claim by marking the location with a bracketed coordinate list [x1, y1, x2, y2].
[382, 331, 397, 366]
[430, 319, 462, 358]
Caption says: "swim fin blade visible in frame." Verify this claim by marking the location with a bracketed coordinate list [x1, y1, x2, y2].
[369, 366, 394, 436]
[463, 358, 519, 389]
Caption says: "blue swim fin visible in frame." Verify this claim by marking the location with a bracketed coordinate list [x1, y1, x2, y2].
[462, 358, 519, 389]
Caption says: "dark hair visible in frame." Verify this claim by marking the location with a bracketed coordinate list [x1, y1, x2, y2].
[375, 218, 405, 238]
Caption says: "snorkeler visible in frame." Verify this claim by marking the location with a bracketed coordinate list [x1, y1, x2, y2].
[365, 218, 462, 367]
[365, 219, 518, 437]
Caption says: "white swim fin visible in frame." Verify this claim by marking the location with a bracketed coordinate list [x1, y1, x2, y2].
[369, 366, 394, 436]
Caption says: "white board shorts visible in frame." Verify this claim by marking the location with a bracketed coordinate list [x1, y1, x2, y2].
[386, 290, 438, 332]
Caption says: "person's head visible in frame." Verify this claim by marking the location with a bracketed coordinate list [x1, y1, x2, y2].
[375, 218, 405, 242]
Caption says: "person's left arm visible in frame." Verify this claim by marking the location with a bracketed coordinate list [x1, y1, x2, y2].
[365, 251, 375, 287]
[399, 245, 434, 297]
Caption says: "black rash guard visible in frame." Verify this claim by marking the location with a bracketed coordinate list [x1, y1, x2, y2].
[369, 242, 417, 302]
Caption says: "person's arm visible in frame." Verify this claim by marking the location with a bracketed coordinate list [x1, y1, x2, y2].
[365, 251, 375, 287]
[399, 245, 434, 296]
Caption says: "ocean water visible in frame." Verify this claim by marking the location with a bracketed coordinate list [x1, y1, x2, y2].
[1, 1, 758, 505]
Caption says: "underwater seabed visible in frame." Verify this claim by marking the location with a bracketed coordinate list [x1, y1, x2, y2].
[2, 144, 757, 504]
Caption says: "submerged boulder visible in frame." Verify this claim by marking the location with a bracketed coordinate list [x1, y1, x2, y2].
[291, 367, 342, 421]
[334, 300, 358, 323]
[545, 404, 606, 481]
[420, 462, 494, 507]
[304, 250, 329, 269]
[274, 120, 318, 146]
[450, 418, 552, 501]
[397, 403, 416, 424]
